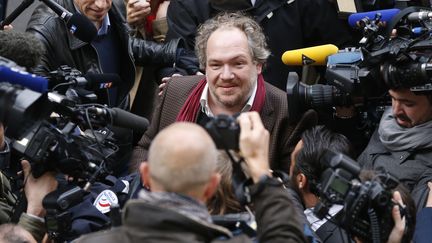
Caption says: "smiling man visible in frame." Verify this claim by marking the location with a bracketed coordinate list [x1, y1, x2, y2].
[130, 12, 301, 173]
[26, 0, 181, 108]
[358, 87, 432, 210]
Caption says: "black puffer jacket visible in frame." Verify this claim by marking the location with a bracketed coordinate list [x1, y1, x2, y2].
[165, 0, 352, 90]
[26, 0, 179, 108]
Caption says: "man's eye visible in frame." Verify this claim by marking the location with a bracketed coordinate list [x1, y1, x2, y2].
[209, 64, 221, 69]
[405, 103, 415, 107]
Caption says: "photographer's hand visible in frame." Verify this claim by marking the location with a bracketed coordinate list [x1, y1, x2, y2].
[22, 160, 58, 217]
[426, 181, 432, 207]
[237, 112, 271, 183]
[387, 191, 406, 243]
[0, 123, 5, 151]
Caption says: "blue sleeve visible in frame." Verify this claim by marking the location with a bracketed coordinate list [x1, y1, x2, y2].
[414, 207, 432, 243]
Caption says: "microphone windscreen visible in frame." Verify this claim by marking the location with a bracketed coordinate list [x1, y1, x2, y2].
[67, 14, 97, 43]
[348, 9, 400, 28]
[282, 44, 338, 66]
[0, 65, 48, 93]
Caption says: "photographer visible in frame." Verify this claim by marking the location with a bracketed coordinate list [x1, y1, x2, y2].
[75, 112, 307, 243]
[357, 87, 432, 211]
[289, 125, 354, 243]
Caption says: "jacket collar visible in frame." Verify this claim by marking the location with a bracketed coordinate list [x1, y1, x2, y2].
[64, 0, 130, 50]
[123, 199, 233, 239]
[252, 0, 288, 22]
[365, 130, 413, 164]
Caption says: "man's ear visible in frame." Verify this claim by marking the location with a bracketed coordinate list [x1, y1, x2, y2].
[256, 63, 263, 75]
[139, 162, 151, 188]
[203, 173, 221, 202]
[296, 173, 308, 190]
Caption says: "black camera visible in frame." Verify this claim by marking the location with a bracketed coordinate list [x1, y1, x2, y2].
[205, 114, 240, 151]
[314, 150, 403, 243]
[287, 7, 432, 139]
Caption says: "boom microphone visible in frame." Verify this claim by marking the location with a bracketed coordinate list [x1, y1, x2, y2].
[0, 0, 34, 29]
[90, 107, 150, 133]
[348, 9, 400, 28]
[0, 64, 48, 93]
[281, 44, 339, 66]
[40, 0, 97, 43]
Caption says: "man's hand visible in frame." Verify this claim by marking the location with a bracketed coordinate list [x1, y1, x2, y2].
[22, 160, 58, 217]
[0, 123, 5, 151]
[237, 112, 271, 183]
[1, 25, 13, 31]
[387, 191, 406, 243]
[127, 0, 151, 28]
[426, 181, 432, 207]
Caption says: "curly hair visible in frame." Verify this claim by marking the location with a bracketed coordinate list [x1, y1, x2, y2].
[195, 12, 270, 70]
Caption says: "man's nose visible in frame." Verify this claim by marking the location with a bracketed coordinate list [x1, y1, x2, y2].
[95, 0, 108, 8]
[220, 65, 234, 80]
[393, 101, 402, 115]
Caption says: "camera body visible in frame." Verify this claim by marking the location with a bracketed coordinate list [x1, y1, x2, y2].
[315, 150, 400, 242]
[205, 114, 240, 151]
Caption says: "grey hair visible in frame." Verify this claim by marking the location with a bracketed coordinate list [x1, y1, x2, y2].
[195, 12, 270, 69]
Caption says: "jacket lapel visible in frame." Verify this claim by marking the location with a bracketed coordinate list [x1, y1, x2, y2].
[260, 92, 276, 134]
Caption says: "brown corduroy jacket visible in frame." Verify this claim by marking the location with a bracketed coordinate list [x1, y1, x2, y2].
[129, 75, 300, 173]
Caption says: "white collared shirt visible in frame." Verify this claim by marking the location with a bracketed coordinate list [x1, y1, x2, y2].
[199, 81, 258, 117]
[304, 204, 344, 231]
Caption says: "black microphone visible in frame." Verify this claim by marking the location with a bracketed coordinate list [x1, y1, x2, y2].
[81, 73, 121, 90]
[91, 107, 149, 133]
[51, 73, 121, 91]
[0, 0, 35, 29]
[39, 0, 97, 42]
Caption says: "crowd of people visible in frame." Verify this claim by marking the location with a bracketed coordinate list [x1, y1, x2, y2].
[0, 0, 432, 242]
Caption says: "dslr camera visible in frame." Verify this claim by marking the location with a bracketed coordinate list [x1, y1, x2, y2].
[205, 114, 240, 151]
[314, 150, 408, 243]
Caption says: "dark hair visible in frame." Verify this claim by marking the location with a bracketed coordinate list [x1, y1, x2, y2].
[0, 30, 44, 70]
[293, 125, 354, 195]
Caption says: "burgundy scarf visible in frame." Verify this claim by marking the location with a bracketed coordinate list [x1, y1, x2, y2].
[176, 74, 266, 122]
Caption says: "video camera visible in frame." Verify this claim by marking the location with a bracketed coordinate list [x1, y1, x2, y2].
[0, 57, 149, 241]
[0, 56, 148, 181]
[287, 7, 432, 132]
[314, 150, 406, 243]
[334, 0, 429, 17]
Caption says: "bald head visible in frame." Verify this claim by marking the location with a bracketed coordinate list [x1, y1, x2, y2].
[0, 224, 36, 243]
[147, 122, 218, 194]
